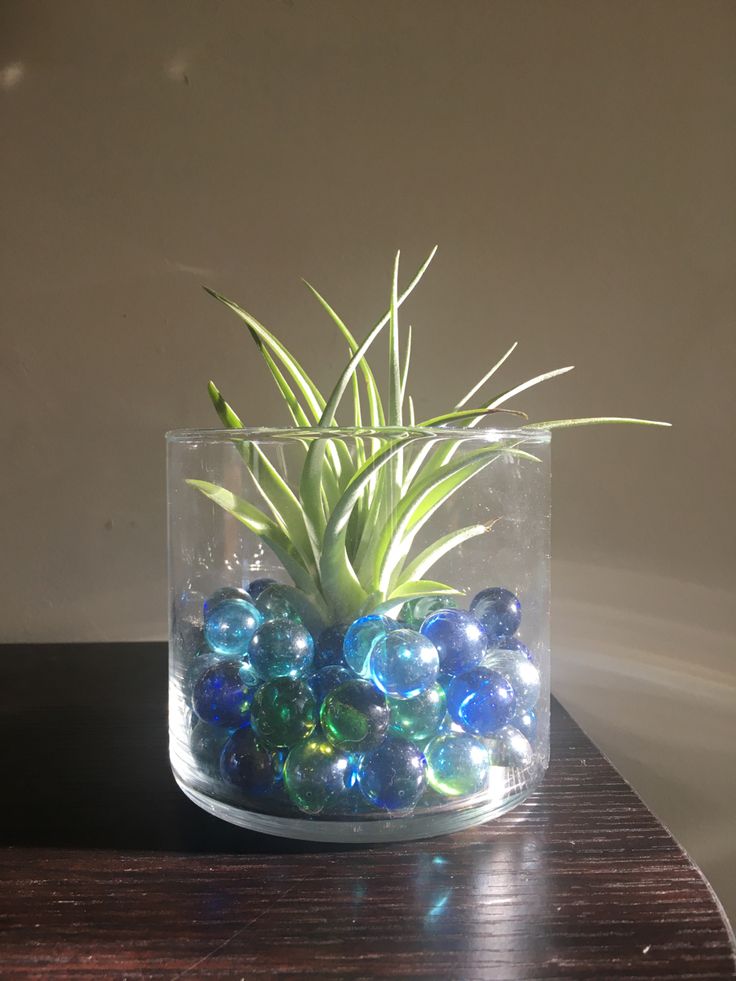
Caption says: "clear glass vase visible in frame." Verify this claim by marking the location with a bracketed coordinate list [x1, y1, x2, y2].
[167, 427, 550, 842]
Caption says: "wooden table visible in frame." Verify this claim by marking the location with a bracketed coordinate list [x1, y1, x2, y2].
[1, 643, 733, 979]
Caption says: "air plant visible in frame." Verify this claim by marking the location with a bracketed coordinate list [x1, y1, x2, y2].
[188, 248, 668, 625]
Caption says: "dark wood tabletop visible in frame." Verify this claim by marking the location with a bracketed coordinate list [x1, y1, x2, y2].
[0, 643, 733, 979]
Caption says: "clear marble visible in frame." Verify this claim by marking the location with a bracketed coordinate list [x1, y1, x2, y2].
[485, 724, 534, 768]
[482, 647, 541, 713]
[370, 627, 440, 699]
[424, 732, 491, 797]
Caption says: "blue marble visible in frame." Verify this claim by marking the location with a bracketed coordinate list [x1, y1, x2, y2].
[191, 660, 254, 728]
[203, 598, 263, 656]
[343, 614, 397, 678]
[357, 737, 427, 811]
[424, 732, 490, 797]
[283, 737, 352, 814]
[512, 708, 538, 743]
[220, 728, 277, 794]
[248, 577, 278, 600]
[482, 648, 541, 713]
[203, 585, 252, 616]
[420, 609, 487, 675]
[446, 667, 515, 737]
[470, 587, 521, 642]
[485, 724, 534, 768]
[313, 622, 350, 669]
[309, 664, 353, 706]
[189, 720, 230, 777]
[370, 627, 439, 699]
[248, 619, 314, 680]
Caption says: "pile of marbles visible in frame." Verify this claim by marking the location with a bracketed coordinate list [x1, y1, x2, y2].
[182, 578, 541, 818]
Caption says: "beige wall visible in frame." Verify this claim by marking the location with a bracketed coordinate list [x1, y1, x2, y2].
[2, 0, 734, 917]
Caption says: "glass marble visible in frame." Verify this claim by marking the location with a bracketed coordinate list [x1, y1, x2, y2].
[343, 614, 397, 678]
[470, 587, 521, 642]
[173, 612, 206, 658]
[184, 650, 221, 695]
[220, 727, 277, 795]
[189, 720, 230, 777]
[309, 664, 353, 706]
[482, 648, 540, 713]
[248, 619, 314, 680]
[255, 583, 304, 624]
[512, 708, 537, 743]
[283, 737, 352, 814]
[446, 667, 515, 737]
[425, 732, 490, 797]
[204, 598, 263, 656]
[370, 628, 439, 699]
[321, 680, 390, 752]
[420, 609, 487, 675]
[191, 660, 254, 728]
[499, 636, 534, 660]
[485, 724, 533, 768]
[248, 577, 278, 600]
[389, 683, 446, 741]
[203, 585, 252, 616]
[250, 678, 317, 748]
[357, 737, 427, 811]
[400, 595, 458, 630]
[313, 622, 350, 669]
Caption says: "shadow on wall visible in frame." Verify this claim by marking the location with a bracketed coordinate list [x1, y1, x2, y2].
[553, 560, 736, 926]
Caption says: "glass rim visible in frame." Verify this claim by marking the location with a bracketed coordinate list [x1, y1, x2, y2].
[165, 425, 551, 443]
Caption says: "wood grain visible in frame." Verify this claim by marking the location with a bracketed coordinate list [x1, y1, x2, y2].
[0, 643, 733, 979]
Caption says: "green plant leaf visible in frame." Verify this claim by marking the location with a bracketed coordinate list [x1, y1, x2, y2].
[526, 417, 672, 430]
[400, 323, 412, 406]
[207, 381, 317, 569]
[456, 341, 518, 409]
[319, 436, 410, 617]
[371, 446, 538, 593]
[302, 280, 386, 428]
[419, 407, 528, 427]
[488, 365, 575, 409]
[388, 250, 402, 427]
[369, 579, 463, 616]
[398, 520, 500, 585]
[203, 287, 326, 421]
[185, 479, 320, 601]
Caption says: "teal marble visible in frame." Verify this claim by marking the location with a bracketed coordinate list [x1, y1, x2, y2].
[343, 614, 397, 678]
[248, 619, 314, 680]
[203, 597, 263, 656]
